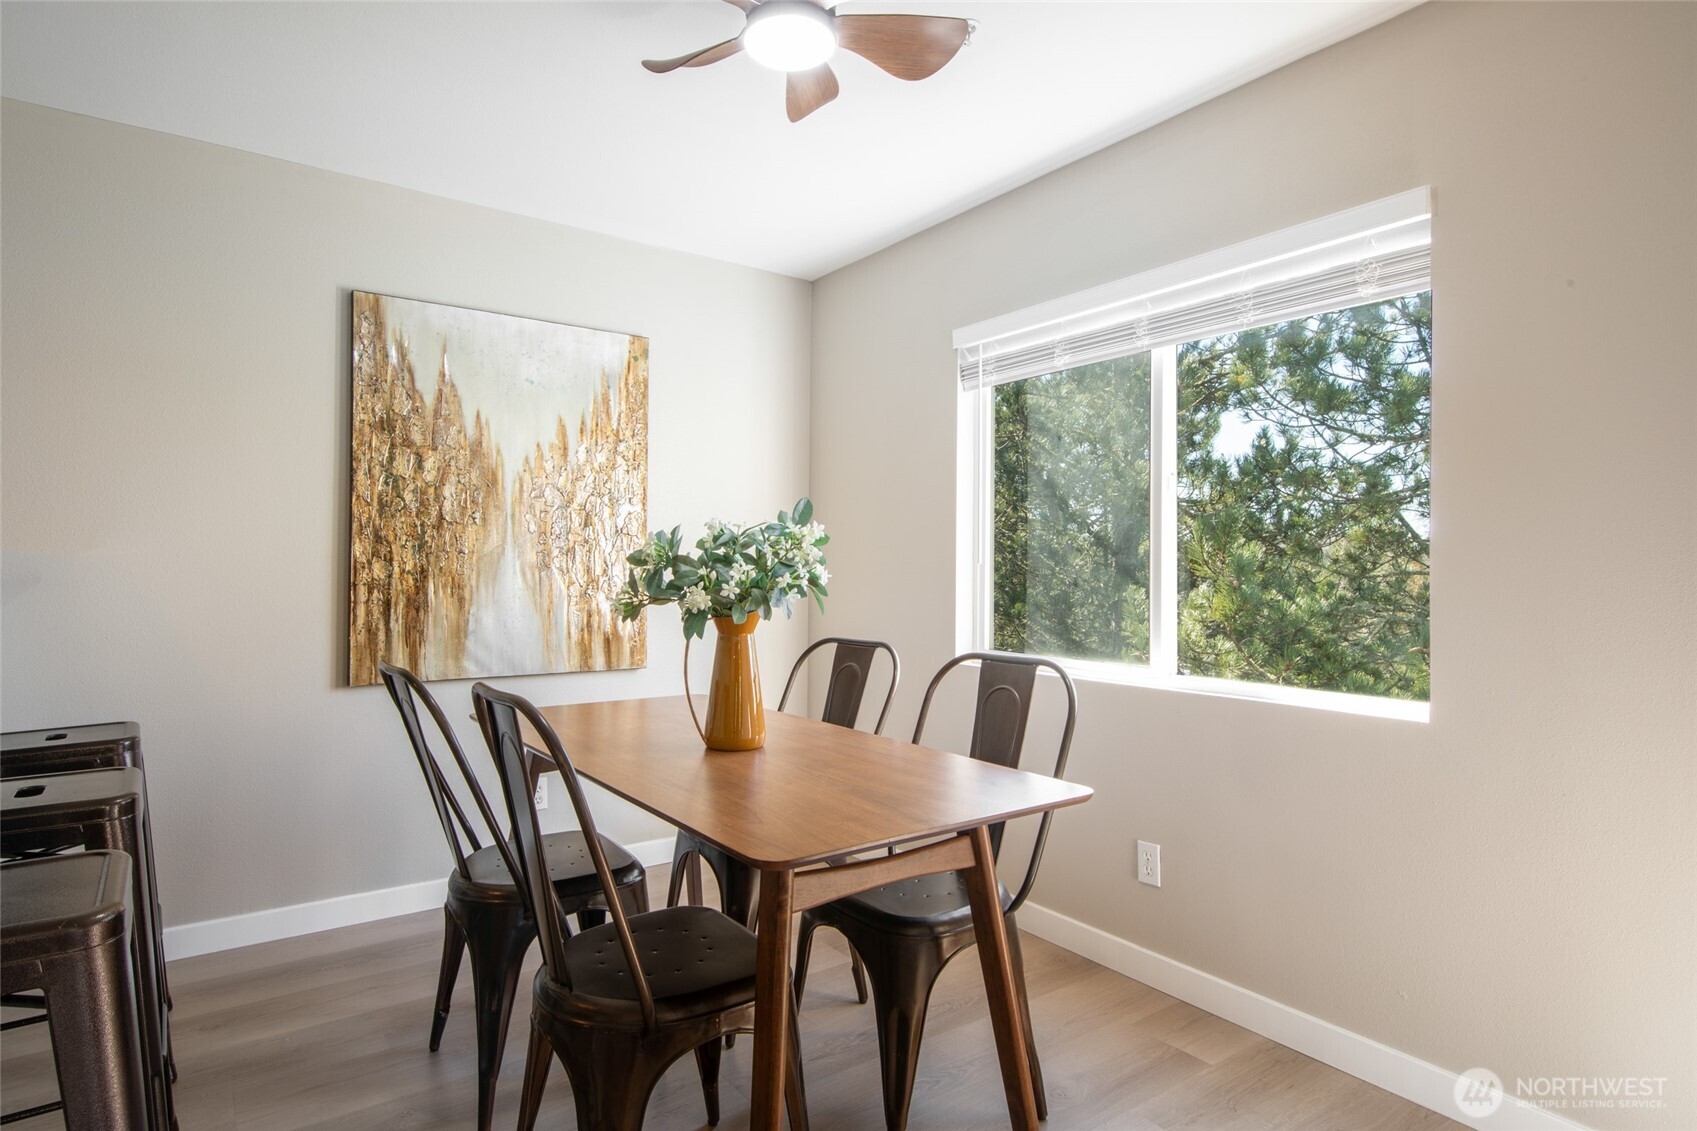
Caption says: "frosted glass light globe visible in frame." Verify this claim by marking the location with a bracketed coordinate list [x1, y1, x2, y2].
[743, 3, 837, 72]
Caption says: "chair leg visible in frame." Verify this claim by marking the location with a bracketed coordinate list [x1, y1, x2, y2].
[666, 842, 694, 908]
[40, 938, 149, 1131]
[794, 913, 869, 1006]
[577, 907, 606, 931]
[516, 1017, 552, 1131]
[430, 907, 466, 1052]
[849, 951, 870, 1005]
[858, 933, 950, 1131]
[715, 852, 757, 929]
[559, 1026, 670, 1131]
[693, 1036, 723, 1126]
[784, 990, 811, 1131]
[792, 913, 820, 1001]
[464, 904, 535, 1131]
[686, 853, 704, 905]
[1005, 914, 1047, 1121]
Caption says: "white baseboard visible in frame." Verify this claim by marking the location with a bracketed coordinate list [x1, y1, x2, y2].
[1019, 903, 1591, 1131]
[162, 836, 676, 962]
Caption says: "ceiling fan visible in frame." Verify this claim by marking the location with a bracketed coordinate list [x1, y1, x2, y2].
[643, 1, 975, 123]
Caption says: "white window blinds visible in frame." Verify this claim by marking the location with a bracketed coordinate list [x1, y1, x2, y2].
[955, 189, 1431, 390]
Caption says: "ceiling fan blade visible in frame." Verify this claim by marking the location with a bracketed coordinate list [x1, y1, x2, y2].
[642, 36, 743, 74]
[835, 14, 971, 81]
[785, 62, 839, 122]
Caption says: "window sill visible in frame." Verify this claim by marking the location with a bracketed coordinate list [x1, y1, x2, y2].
[1040, 656, 1430, 722]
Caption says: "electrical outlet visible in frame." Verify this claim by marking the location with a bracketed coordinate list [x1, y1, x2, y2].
[534, 777, 548, 811]
[1137, 840, 1161, 887]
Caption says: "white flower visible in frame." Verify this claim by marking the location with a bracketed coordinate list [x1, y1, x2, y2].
[815, 567, 830, 586]
[719, 584, 738, 601]
[680, 584, 711, 614]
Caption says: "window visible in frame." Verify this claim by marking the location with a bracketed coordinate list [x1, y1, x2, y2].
[958, 191, 1431, 717]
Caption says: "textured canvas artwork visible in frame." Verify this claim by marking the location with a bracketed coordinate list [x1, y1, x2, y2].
[348, 291, 648, 686]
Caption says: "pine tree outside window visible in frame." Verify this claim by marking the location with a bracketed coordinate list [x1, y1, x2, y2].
[957, 192, 1432, 719]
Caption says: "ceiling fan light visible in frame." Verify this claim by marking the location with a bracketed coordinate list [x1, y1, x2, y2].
[743, 3, 836, 72]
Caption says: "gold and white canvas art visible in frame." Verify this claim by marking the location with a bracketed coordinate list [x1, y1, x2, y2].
[348, 291, 648, 686]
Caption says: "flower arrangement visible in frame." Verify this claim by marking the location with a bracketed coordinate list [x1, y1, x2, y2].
[617, 498, 830, 640]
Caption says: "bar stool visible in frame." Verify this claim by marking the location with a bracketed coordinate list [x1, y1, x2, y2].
[1, 852, 149, 1130]
[1, 771, 175, 1130]
[0, 723, 172, 1014]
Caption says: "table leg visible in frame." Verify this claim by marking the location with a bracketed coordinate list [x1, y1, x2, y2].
[963, 825, 1039, 1130]
[751, 867, 795, 1131]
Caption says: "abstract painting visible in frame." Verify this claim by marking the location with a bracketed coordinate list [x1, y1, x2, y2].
[348, 291, 648, 686]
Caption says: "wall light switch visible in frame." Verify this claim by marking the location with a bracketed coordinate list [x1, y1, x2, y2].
[534, 777, 548, 811]
[1137, 840, 1161, 887]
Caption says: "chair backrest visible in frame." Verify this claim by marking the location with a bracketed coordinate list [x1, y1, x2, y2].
[777, 637, 901, 734]
[471, 683, 661, 1032]
[378, 662, 520, 884]
[911, 651, 1078, 913]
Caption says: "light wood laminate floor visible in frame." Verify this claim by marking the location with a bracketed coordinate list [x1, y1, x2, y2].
[1, 867, 1461, 1130]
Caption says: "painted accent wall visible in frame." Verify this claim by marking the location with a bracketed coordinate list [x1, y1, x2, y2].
[809, 4, 1694, 1129]
[0, 99, 813, 924]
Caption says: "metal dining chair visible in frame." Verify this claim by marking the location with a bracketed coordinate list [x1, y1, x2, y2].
[378, 663, 649, 1131]
[792, 651, 1078, 1131]
[472, 683, 810, 1131]
[667, 637, 898, 1007]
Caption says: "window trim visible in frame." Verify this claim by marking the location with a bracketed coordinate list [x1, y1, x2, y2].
[955, 192, 1432, 722]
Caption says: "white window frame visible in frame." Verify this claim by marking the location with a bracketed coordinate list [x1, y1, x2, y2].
[955, 191, 1432, 723]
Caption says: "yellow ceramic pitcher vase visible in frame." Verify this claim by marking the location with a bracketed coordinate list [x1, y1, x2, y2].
[685, 614, 765, 751]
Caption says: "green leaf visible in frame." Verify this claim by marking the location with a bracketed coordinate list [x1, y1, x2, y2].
[730, 604, 748, 624]
[794, 497, 813, 525]
[813, 590, 827, 615]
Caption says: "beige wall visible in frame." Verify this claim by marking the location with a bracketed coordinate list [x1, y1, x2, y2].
[810, 4, 1695, 1127]
[0, 100, 813, 924]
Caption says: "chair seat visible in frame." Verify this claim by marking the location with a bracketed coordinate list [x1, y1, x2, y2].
[460, 831, 642, 898]
[546, 906, 757, 1021]
[825, 870, 1013, 938]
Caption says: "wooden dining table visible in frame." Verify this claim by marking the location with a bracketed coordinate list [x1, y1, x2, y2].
[523, 693, 1092, 1131]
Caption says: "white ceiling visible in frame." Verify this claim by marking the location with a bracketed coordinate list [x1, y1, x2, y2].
[1, 1, 1416, 279]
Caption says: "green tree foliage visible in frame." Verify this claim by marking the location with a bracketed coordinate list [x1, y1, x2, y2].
[991, 292, 1430, 701]
[1177, 293, 1430, 699]
[994, 353, 1151, 662]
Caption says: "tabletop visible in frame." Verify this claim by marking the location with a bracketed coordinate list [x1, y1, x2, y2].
[527, 694, 1092, 871]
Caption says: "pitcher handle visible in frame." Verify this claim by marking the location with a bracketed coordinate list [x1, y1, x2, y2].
[683, 632, 710, 747]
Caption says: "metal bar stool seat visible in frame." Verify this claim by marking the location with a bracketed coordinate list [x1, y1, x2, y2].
[1, 770, 174, 1130]
[1, 852, 148, 1130]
